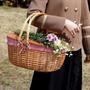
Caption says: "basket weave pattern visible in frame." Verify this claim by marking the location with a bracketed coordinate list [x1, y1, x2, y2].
[8, 45, 65, 72]
[7, 13, 66, 72]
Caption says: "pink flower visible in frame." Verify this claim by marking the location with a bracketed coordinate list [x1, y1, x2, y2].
[47, 33, 59, 42]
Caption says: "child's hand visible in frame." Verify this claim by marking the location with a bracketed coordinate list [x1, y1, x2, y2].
[64, 19, 80, 38]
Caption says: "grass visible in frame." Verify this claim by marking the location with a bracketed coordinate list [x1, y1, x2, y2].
[0, 59, 33, 90]
[0, 6, 33, 90]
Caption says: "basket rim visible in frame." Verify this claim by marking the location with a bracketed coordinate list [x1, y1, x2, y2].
[7, 36, 54, 53]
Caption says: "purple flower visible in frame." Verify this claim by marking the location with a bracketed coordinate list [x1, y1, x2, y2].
[47, 33, 59, 42]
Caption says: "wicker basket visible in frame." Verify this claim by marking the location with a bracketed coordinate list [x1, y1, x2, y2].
[7, 12, 66, 72]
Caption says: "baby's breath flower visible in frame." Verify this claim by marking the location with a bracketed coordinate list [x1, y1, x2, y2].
[54, 39, 61, 47]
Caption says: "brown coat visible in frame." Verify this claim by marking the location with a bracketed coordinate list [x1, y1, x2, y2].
[27, 0, 90, 55]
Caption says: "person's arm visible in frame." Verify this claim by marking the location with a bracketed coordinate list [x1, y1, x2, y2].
[81, 0, 90, 62]
[27, 0, 65, 34]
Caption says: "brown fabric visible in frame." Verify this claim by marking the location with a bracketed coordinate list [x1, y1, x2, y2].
[27, 0, 90, 54]
[82, 28, 90, 54]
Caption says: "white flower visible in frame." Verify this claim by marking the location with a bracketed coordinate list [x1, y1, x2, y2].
[54, 39, 61, 47]
[53, 49, 60, 54]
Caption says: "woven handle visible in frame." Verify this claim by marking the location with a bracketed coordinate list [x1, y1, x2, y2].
[18, 12, 36, 40]
[18, 12, 45, 43]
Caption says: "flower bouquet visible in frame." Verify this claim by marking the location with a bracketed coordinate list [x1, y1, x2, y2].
[18, 31, 73, 56]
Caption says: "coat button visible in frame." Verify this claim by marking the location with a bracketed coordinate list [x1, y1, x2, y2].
[74, 8, 78, 12]
[64, 7, 69, 12]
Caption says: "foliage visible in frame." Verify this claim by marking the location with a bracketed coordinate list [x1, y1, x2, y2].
[15, 31, 74, 55]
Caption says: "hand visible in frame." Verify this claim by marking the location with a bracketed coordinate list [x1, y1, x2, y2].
[64, 19, 80, 38]
[84, 55, 90, 63]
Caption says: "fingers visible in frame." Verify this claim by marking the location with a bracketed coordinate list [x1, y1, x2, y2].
[74, 28, 79, 33]
[71, 27, 80, 37]
[72, 21, 81, 33]
[64, 19, 81, 38]
[69, 25, 80, 37]
[70, 30, 76, 38]
[67, 27, 80, 38]
[74, 29, 78, 33]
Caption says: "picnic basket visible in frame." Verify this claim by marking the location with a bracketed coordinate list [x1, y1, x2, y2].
[7, 12, 66, 72]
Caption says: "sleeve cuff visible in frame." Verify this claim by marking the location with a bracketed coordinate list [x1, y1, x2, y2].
[82, 26, 90, 29]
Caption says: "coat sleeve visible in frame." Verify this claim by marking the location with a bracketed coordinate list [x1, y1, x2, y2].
[81, 0, 90, 55]
[27, 0, 65, 33]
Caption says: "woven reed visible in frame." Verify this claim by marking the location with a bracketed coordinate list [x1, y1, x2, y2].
[7, 12, 66, 72]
